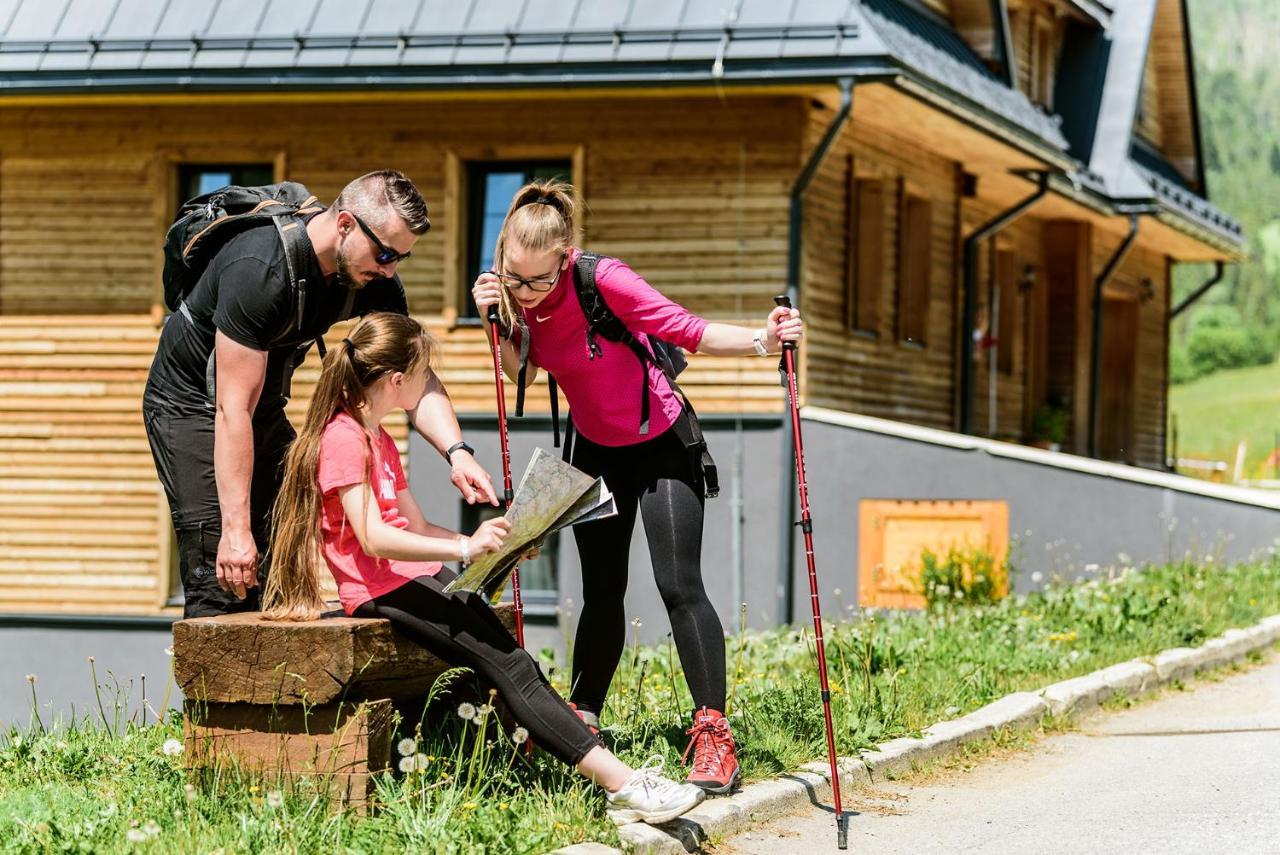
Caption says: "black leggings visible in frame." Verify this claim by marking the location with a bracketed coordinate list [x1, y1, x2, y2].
[569, 424, 726, 717]
[354, 573, 600, 767]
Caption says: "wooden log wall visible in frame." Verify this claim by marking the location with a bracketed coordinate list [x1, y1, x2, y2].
[801, 106, 961, 431]
[0, 95, 796, 613]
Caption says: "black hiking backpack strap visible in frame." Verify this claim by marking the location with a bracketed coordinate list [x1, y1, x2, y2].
[167, 185, 325, 404]
[567, 251, 719, 498]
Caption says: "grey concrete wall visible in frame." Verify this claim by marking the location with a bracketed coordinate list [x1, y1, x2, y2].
[408, 416, 790, 652]
[0, 618, 177, 730]
[8, 411, 1274, 727]
[792, 417, 1280, 612]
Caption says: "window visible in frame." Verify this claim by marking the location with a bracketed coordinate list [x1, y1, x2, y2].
[176, 163, 274, 213]
[459, 501, 560, 607]
[848, 174, 885, 334]
[462, 160, 572, 321]
[896, 188, 932, 346]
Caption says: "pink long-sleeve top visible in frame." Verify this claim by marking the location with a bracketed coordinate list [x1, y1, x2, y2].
[518, 248, 708, 447]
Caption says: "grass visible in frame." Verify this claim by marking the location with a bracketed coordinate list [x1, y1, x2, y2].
[3, 556, 1279, 854]
[1170, 359, 1280, 477]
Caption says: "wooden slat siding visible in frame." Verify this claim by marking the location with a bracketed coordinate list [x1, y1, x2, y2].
[1136, 39, 1165, 149]
[0, 97, 800, 320]
[802, 111, 959, 430]
[0, 157, 157, 314]
[0, 316, 161, 611]
[1150, 0, 1199, 187]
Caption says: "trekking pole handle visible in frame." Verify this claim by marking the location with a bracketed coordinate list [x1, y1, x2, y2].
[773, 295, 797, 352]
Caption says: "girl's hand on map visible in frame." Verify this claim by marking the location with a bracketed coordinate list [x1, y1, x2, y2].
[470, 517, 511, 557]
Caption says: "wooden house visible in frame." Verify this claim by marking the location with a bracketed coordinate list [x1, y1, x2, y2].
[0, 0, 1243, 620]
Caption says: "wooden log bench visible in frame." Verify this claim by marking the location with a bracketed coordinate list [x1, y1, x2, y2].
[173, 605, 516, 807]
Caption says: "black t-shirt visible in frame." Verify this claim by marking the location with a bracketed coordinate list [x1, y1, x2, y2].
[144, 217, 408, 417]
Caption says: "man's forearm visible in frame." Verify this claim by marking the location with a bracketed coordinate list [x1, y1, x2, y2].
[214, 407, 256, 532]
[409, 376, 464, 456]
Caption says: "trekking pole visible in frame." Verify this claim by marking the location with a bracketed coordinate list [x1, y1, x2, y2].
[774, 295, 847, 849]
[487, 305, 526, 650]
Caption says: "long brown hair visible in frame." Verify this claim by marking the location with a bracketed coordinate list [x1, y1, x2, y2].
[493, 178, 576, 331]
[262, 312, 437, 620]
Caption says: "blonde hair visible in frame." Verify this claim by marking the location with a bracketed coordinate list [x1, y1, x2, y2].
[493, 178, 576, 331]
[261, 312, 437, 620]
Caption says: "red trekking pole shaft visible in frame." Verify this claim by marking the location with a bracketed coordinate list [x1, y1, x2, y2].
[774, 295, 847, 849]
[487, 305, 525, 649]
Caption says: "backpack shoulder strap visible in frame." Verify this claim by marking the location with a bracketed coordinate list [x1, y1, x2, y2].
[570, 251, 664, 435]
[269, 214, 311, 348]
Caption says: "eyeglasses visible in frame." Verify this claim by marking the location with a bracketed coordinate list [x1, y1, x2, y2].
[493, 253, 565, 293]
[344, 210, 412, 265]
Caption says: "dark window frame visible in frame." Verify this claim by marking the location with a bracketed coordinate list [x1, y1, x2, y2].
[175, 162, 275, 213]
[459, 159, 573, 323]
[848, 165, 885, 336]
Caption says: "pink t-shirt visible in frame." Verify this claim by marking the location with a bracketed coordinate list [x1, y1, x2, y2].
[519, 249, 708, 447]
[317, 411, 442, 614]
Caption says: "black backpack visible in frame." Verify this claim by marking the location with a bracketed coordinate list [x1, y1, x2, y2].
[163, 181, 328, 349]
[513, 252, 719, 498]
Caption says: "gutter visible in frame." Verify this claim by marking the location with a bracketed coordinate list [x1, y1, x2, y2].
[1170, 261, 1225, 319]
[777, 78, 854, 626]
[1087, 212, 1143, 458]
[959, 170, 1051, 435]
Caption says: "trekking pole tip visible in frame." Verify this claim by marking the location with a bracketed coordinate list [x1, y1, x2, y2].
[837, 812, 849, 849]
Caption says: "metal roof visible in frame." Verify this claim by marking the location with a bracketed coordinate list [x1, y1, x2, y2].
[0, 0, 1239, 250]
[0, 0, 1066, 151]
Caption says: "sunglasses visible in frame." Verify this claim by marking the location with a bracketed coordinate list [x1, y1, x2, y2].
[344, 210, 412, 265]
[493, 252, 565, 293]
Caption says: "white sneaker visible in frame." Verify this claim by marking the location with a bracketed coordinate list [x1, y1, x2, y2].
[606, 756, 705, 826]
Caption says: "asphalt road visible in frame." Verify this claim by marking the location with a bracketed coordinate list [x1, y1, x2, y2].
[720, 654, 1280, 854]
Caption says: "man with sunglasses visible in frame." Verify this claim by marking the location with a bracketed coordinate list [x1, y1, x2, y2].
[145, 169, 497, 618]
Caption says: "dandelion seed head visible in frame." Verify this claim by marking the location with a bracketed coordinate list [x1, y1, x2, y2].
[162, 739, 183, 757]
[266, 790, 284, 809]
[397, 737, 417, 757]
[125, 829, 147, 843]
[398, 755, 416, 774]
[511, 727, 529, 745]
[414, 753, 429, 769]
[457, 702, 477, 721]
[142, 820, 160, 838]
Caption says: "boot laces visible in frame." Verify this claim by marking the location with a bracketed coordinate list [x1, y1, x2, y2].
[683, 716, 732, 775]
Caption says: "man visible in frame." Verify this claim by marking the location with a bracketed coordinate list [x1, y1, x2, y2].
[144, 169, 496, 618]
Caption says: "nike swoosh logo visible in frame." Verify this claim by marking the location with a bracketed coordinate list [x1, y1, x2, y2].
[535, 314, 552, 323]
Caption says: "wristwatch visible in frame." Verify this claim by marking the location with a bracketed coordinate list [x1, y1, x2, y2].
[446, 440, 475, 461]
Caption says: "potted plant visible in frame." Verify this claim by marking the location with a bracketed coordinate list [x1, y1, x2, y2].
[1029, 400, 1068, 452]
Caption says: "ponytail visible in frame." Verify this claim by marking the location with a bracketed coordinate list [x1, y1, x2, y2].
[262, 313, 436, 620]
[493, 179, 576, 332]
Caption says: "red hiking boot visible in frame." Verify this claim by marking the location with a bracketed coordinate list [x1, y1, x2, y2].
[682, 707, 740, 794]
[569, 702, 605, 746]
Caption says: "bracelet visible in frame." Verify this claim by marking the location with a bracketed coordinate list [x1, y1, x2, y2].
[458, 535, 471, 567]
[752, 328, 770, 357]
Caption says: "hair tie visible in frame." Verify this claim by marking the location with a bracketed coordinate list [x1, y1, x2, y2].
[534, 196, 557, 206]
[341, 338, 354, 349]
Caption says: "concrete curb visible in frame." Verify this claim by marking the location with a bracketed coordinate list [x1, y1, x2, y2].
[549, 613, 1280, 855]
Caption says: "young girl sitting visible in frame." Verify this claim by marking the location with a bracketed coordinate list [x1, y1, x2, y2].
[261, 311, 704, 826]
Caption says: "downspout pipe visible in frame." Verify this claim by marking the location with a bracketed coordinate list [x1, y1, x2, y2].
[777, 78, 854, 627]
[1087, 212, 1142, 458]
[1170, 260, 1225, 319]
[959, 170, 1050, 434]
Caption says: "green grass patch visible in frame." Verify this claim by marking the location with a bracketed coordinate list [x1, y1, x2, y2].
[3, 557, 1279, 853]
[1169, 359, 1280, 476]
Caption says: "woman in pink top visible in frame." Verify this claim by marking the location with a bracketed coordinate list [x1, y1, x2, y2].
[261, 312, 705, 827]
[473, 180, 803, 794]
